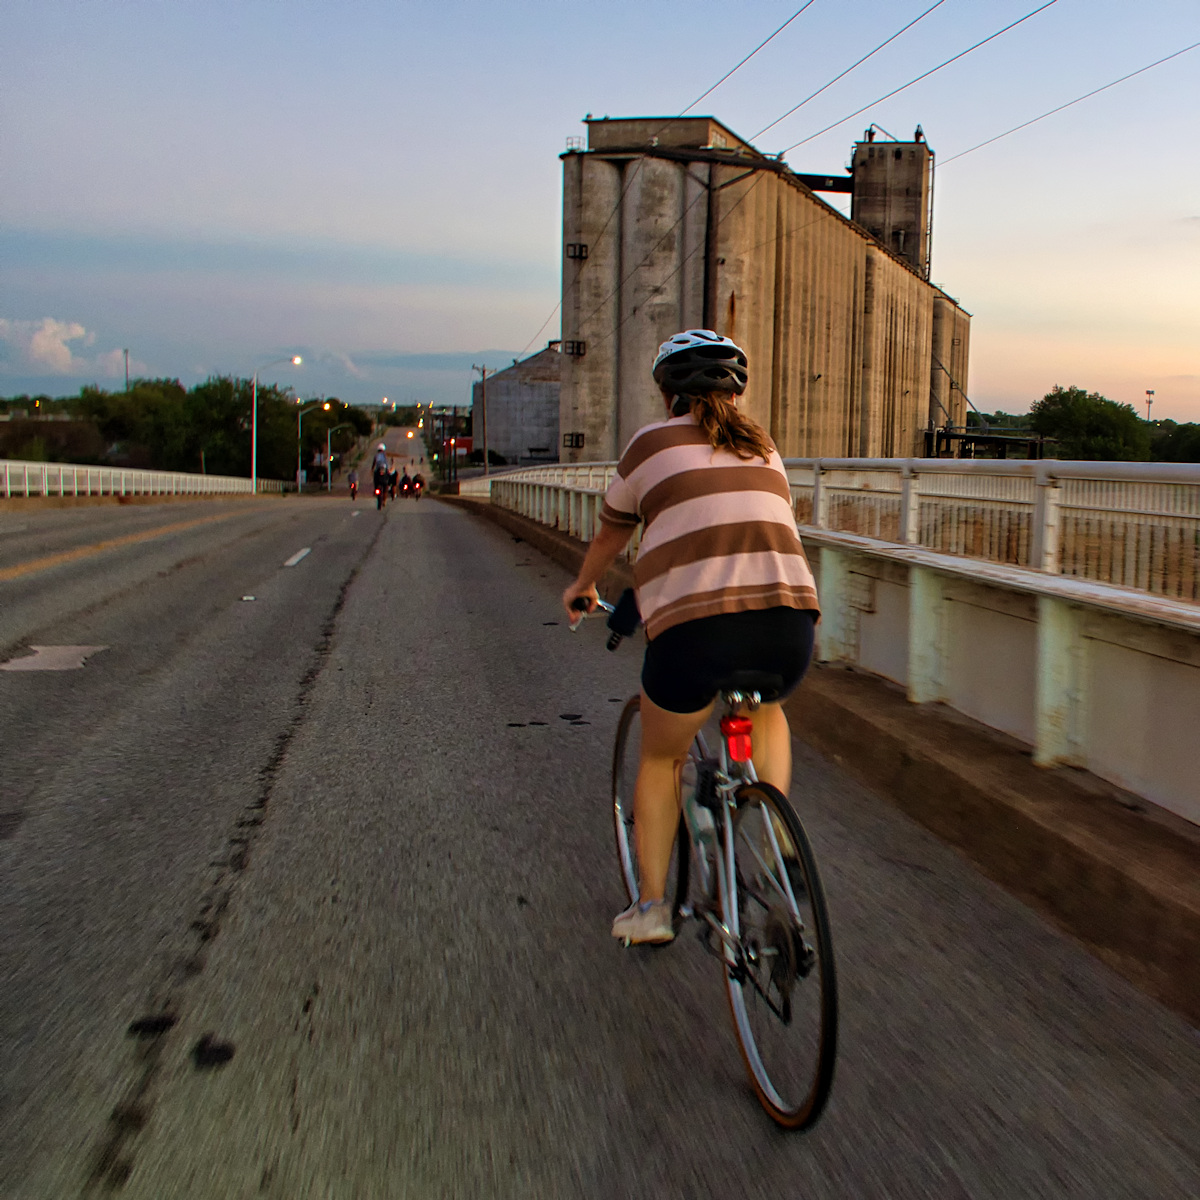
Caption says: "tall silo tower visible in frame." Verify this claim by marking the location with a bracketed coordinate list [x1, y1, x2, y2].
[851, 126, 934, 279]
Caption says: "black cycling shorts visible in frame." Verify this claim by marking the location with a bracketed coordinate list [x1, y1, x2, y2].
[641, 606, 817, 715]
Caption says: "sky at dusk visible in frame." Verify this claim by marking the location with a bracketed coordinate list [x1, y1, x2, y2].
[3, 0, 1197, 420]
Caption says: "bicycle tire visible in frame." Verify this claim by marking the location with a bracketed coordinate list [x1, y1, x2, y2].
[722, 781, 837, 1129]
[610, 696, 689, 916]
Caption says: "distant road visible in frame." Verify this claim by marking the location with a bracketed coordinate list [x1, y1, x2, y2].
[1, 496, 1197, 1198]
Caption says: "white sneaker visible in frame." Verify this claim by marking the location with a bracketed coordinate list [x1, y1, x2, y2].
[612, 899, 675, 945]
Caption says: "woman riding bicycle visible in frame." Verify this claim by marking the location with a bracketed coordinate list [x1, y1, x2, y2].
[562, 330, 819, 945]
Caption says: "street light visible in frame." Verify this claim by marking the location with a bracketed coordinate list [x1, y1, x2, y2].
[296, 399, 329, 493]
[1146, 389, 1155, 422]
[325, 421, 355, 492]
[251, 355, 302, 492]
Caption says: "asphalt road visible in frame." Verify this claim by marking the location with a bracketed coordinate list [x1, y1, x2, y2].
[1, 491, 1198, 1199]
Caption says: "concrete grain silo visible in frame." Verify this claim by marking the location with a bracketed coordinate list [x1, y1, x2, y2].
[558, 116, 970, 462]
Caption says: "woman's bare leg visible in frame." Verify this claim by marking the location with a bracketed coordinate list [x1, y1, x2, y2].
[634, 690, 713, 901]
[745, 701, 792, 796]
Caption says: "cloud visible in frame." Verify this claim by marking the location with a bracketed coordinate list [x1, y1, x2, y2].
[307, 348, 366, 379]
[0, 317, 140, 378]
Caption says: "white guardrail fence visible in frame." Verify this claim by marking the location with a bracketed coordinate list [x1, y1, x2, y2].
[1, 459, 285, 497]
[467, 459, 1200, 827]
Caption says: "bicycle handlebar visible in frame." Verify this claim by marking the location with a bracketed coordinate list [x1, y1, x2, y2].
[569, 588, 641, 651]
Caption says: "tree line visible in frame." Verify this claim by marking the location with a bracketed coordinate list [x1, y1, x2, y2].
[966, 386, 1199, 461]
[0, 378, 376, 480]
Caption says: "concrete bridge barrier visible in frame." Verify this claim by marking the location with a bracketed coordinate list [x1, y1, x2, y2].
[484, 457, 1200, 827]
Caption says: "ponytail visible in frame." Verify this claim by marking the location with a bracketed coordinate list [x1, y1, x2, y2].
[687, 392, 773, 462]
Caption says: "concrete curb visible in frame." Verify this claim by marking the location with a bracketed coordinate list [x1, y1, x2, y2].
[440, 493, 1200, 1026]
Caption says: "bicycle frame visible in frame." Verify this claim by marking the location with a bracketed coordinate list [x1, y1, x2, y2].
[689, 694, 760, 962]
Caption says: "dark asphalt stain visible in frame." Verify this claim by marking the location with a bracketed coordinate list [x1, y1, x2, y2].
[126, 1014, 177, 1038]
[528, 720, 548, 726]
[559, 713, 582, 721]
[542, 621, 558, 626]
[0, 810, 26, 840]
[191, 1034, 236, 1070]
[570, 720, 590, 726]
[516, 895, 529, 908]
[507, 722, 526, 728]
[109, 1104, 148, 1133]
[84, 515, 387, 1194]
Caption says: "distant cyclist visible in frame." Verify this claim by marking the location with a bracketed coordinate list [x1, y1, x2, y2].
[562, 330, 820, 944]
[348, 468, 358, 501]
[372, 443, 389, 503]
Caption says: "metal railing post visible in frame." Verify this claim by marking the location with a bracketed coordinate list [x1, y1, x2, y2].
[1031, 464, 1062, 573]
[812, 462, 829, 529]
[899, 461, 921, 545]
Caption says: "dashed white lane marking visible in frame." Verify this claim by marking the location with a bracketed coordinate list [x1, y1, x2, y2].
[0, 645, 108, 671]
[283, 547, 311, 567]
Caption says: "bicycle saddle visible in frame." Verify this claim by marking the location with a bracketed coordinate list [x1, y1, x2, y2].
[716, 670, 785, 701]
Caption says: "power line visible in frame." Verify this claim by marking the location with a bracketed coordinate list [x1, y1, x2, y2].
[516, 4, 821, 359]
[939, 40, 1200, 165]
[680, 0, 819, 119]
[516, 302, 562, 359]
[574, 3, 817, 303]
[781, 0, 1060, 154]
[752, 0, 948, 141]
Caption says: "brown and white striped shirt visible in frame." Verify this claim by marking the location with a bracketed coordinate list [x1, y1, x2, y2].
[599, 414, 819, 640]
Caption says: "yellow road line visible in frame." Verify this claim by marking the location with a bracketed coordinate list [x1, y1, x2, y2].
[0, 510, 244, 583]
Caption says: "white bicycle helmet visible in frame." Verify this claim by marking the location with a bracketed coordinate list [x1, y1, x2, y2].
[652, 329, 748, 397]
[378, 442, 387, 451]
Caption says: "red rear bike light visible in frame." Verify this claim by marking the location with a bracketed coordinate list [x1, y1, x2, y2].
[720, 715, 754, 763]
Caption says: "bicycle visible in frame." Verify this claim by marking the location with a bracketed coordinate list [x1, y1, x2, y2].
[576, 593, 838, 1129]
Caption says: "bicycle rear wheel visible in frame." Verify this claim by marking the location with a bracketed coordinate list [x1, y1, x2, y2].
[723, 781, 837, 1129]
[611, 696, 689, 915]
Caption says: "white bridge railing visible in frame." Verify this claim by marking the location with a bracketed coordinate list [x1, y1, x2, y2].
[483, 458, 1200, 601]
[477, 458, 1200, 826]
[1, 459, 285, 498]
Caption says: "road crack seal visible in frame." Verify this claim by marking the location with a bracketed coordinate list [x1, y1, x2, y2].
[81, 517, 385, 1195]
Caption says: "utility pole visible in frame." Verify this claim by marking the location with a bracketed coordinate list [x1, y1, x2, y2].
[472, 364, 491, 476]
[1145, 389, 1155, 422]
[124, 349, 130, 392]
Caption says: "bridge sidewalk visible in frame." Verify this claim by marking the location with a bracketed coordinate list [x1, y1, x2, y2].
[443, 493, 1200, 1026]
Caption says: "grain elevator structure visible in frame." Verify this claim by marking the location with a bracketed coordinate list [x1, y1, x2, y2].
[558, 116, 970, 462]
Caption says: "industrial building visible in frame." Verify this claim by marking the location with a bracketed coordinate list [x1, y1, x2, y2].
[472, 342, 560, 465]
[558, 116, 971, 462]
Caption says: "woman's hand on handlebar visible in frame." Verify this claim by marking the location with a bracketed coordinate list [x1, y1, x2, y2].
[562, 581, 599, 628]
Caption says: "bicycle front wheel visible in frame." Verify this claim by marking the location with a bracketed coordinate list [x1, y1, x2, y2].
[723, 782, 837, 1129]
[611, 696, 689, 915]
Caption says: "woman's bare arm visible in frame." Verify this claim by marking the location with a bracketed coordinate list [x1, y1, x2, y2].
[561, 521, 634, 622]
